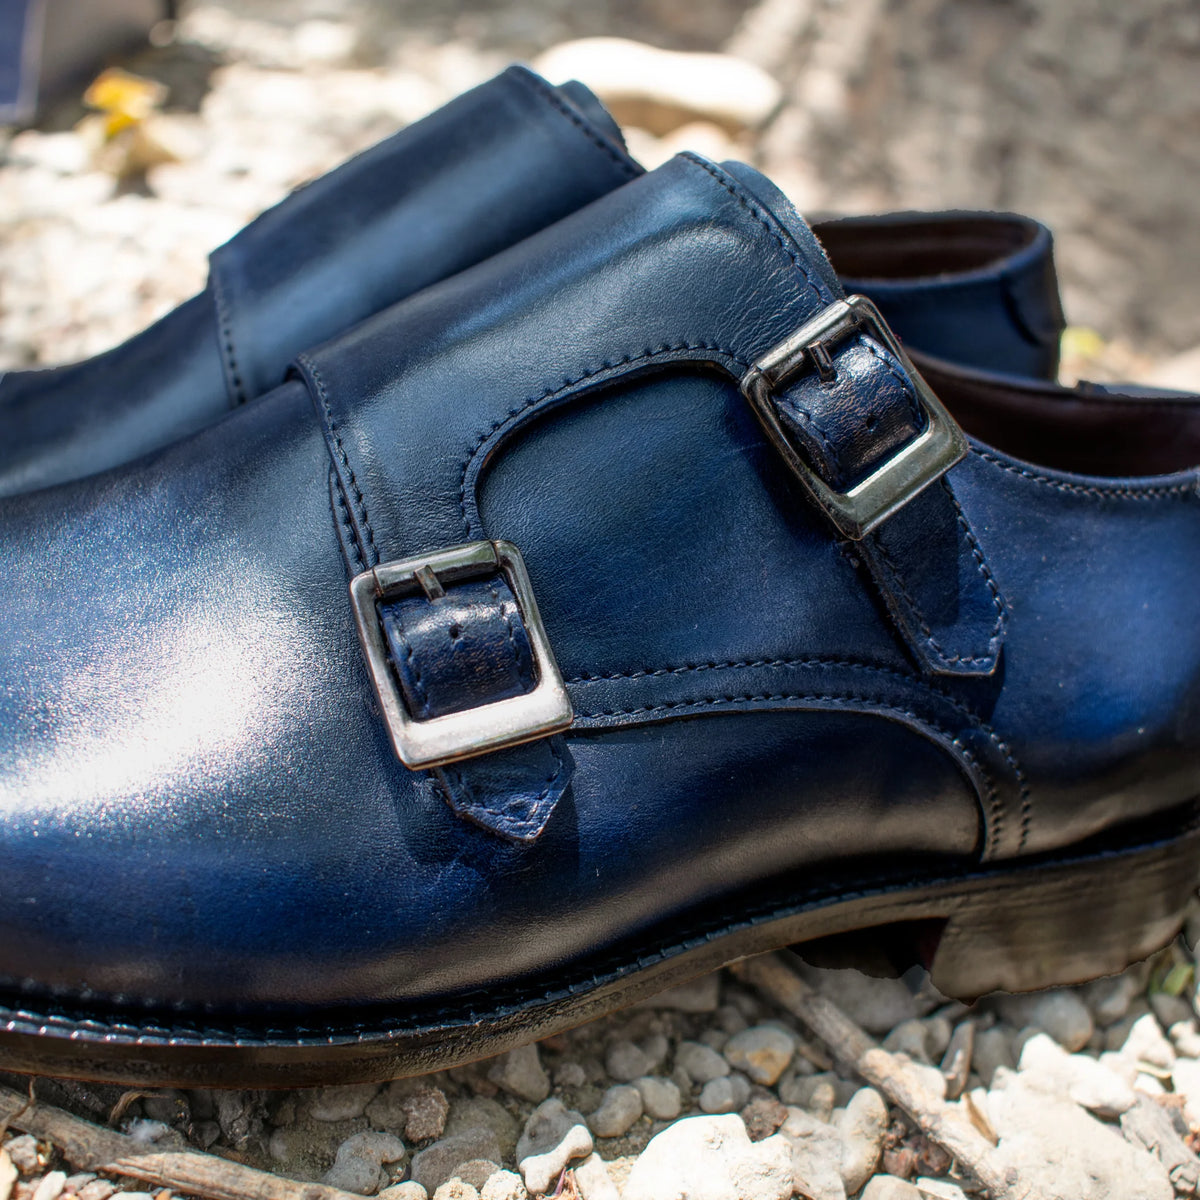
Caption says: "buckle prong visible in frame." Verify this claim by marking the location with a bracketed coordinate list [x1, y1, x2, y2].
[350, 540, 573, 770]
[741, 295, 968, 540]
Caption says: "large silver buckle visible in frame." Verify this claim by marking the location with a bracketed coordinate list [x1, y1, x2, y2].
[349, 540, 573, 770]
[740, 294, 968, 540]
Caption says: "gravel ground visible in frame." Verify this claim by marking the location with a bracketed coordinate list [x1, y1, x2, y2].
[3, 3, 1200, 1199]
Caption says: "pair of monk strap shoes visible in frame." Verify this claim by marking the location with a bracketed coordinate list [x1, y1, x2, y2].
[0, 67, 1194, 1088]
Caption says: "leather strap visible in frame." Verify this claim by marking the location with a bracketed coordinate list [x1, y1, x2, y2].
[379, 572, 573, 842]
[766, 328, 1007, 675]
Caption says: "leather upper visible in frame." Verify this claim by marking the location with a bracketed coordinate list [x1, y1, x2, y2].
[0, 155, 1194, 1020]
[0, 73, 1063, 501]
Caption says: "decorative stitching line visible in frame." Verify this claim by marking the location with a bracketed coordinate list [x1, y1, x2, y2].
[972, 448, 1200, 500]
[301, 353, 381, 568]
[210, 269, 247, 406]
[509, 68, 641, 181]
[331, 469, 367, 574]
[457, 342, 746, 537]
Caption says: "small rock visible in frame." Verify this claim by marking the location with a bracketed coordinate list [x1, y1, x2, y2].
[411, 1131, 503, 1196]
[432, 1183, 477, 1200]
[640, 1033, 669, 1073]
[75, 1184, 114, 1200]
[861, 1178, 922, 1200]
[478, 1172, 525, 1200]
[677, 1041, 731, 1084]
[971, 1026, 1015, 1086]
[778, 1107, 846, 1200]
[554, 1061, 587, 1089]
[322, 1130, 407, 1195]
[637, 974, 721, 1013]
[1135, 1073, 1166, 1096]
[793, 963, 936, 1035]
[883, 1020, 934, 1064]
[699, 1028, 729, 1053]
[624, 1114, 793, 1200]
[62, 1173, 96, 1193]
[31, 1173, 66, 1200]
[995, 989, 1094, 1052]
[1149, 991, 1193, 1032]
[448, 1162, 499, 1190]
[6, 1137, 41, 1173]
[699, 1073, 752, 1114]
[1118, 1014, 1175, 1071]
[1170, 1057, 1200, 1126]
[605, 1040, 651, 1083]
[836, 1087, 888, 1194]
[444, 1098, 519, 1161]
[309, 1083, 382, 1122]
[489, 1044, 551, 1103]
[573, 1154, 620, 1200]
[1169, 1020, 1200, 1058]
[378, 1184, 427, 1200]
[939, 1021, 975, 1100]
[723, 1026, 795, 1086]
[988, 1071, 1172, 1199]
[1018, 1032, 1136, 1118]
[717, 1004, 750, 1036]
[780, 1072, 837, 1120]
[516, 1099, 593, 1196]
[740, 1094, 787, 1141]
[635, 1076, 682, 1121]
[915, 1181, 968, 1200]
[922, 1016, 953, 1061]
[1120, 1095, 1200, 1196]
[589, 1085, 643, 1138]
[1105, 1001, 1153, 1052]
[1084, 972, 1145, 1028]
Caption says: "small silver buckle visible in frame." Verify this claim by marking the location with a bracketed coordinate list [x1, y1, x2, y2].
[349, 540, 574, 770]
[740, 294, 968, 540]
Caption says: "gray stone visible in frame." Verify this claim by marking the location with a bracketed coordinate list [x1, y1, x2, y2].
[1017, 1032, 1135, 1117]
[1120, 1095, 1200, 1196]
[778, 1106, 846, 1200]
[995, 989, 1094, 1052]
[444, 1098, 519, 1161]
[835, 1087, 888, 1194]
[1085, 973, 1144, 1028]
[605, 1039, 651, 1083]
[573, 1153, 620, 1200]
[7, 1138, 41, 1174]
[1105, 1001, 1153, 1052]
[554, 1061, 587, 1089]
[793, 963, 936, 1035]
[700, 1028, 730, 1053]
[411, 1131, 504, 1195]
[988, 1072, 1173, 1199]
[676, 1040, 731, 1084]
[488, 1043, 551, 1103]
[1169, 1019, 1200, 1058]
[478, 1172, 526, 1200]
[448, 1162, 500, 1189]
[698, 1073, 752, 1114]
[971, 1026, 1015, 1086]
[1149, 991, 1193, 1032]
[432, 1184, 478, 1200]
[1117, 1013, 1175, 1071]
[623, 1114, 793, 1200]
[635, 1075, 682, 1121]
[779, 1072, 837, 1120]
[638, 974, 721, 1013]
[717, 1004, 750, 1036]
[588, 1085, 643, 1137]
[914, 1182, 967, 1200]
[322, 1130, 407, 1195]
[861, 1178, 922, 1200]
[641, 1034, 670, 1073]
[1169, 1056, 1200, 1126]
[309, 1083, 383, 1123]
[75, 1182, 115, 1200]
[516, 1099, 593, 1196]
[723, 1025, 795, 1085]
[882, 1019, 934, 1063]
[368, 1084, 450, 1143]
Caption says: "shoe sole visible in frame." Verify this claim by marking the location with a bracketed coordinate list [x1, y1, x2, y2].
[2, 802, 1197, 1088]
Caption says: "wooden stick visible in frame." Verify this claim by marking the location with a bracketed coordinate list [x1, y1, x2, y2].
[732, 952, 1034, 1200]
[0, 1085, 367, 1200]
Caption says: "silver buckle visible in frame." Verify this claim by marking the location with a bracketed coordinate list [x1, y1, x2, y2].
[740, 294, 968, 540]
[349, 540, 574, 770]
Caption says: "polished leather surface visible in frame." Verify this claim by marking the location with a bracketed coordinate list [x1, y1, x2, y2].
[0, 66, 640, 498]
[0, 155, 1196, 1020]
[0, 92, 1062, 501]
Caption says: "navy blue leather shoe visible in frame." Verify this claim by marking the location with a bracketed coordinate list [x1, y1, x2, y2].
[0, 154, 1190, 1088]
[0, 70, 1061, 499]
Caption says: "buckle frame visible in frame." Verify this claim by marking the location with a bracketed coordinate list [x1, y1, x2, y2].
[349, 540, 573, 770]
[740, 294, 968, 540]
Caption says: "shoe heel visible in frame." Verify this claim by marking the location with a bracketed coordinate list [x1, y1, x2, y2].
[925, 809, 1200, 998]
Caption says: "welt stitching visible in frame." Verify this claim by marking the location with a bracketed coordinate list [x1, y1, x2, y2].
[457, 341, 747, 536]
[301, 353, 381, 567]
[677, 152, 827, 308]
[210, 269, 247, 406]
[972, 448, 1199, 500]
[510, 69, 640, 180]
[332, 471, 367, 574]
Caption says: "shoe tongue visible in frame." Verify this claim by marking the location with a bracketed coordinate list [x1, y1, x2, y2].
[719, 161, 844, 300]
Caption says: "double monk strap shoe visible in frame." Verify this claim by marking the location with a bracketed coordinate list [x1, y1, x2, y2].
[1, 154, 1191, 1088]
[0, 67, 1063, 499]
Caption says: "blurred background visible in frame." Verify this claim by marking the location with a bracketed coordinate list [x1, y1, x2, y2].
[1, 0, 1198, 387]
